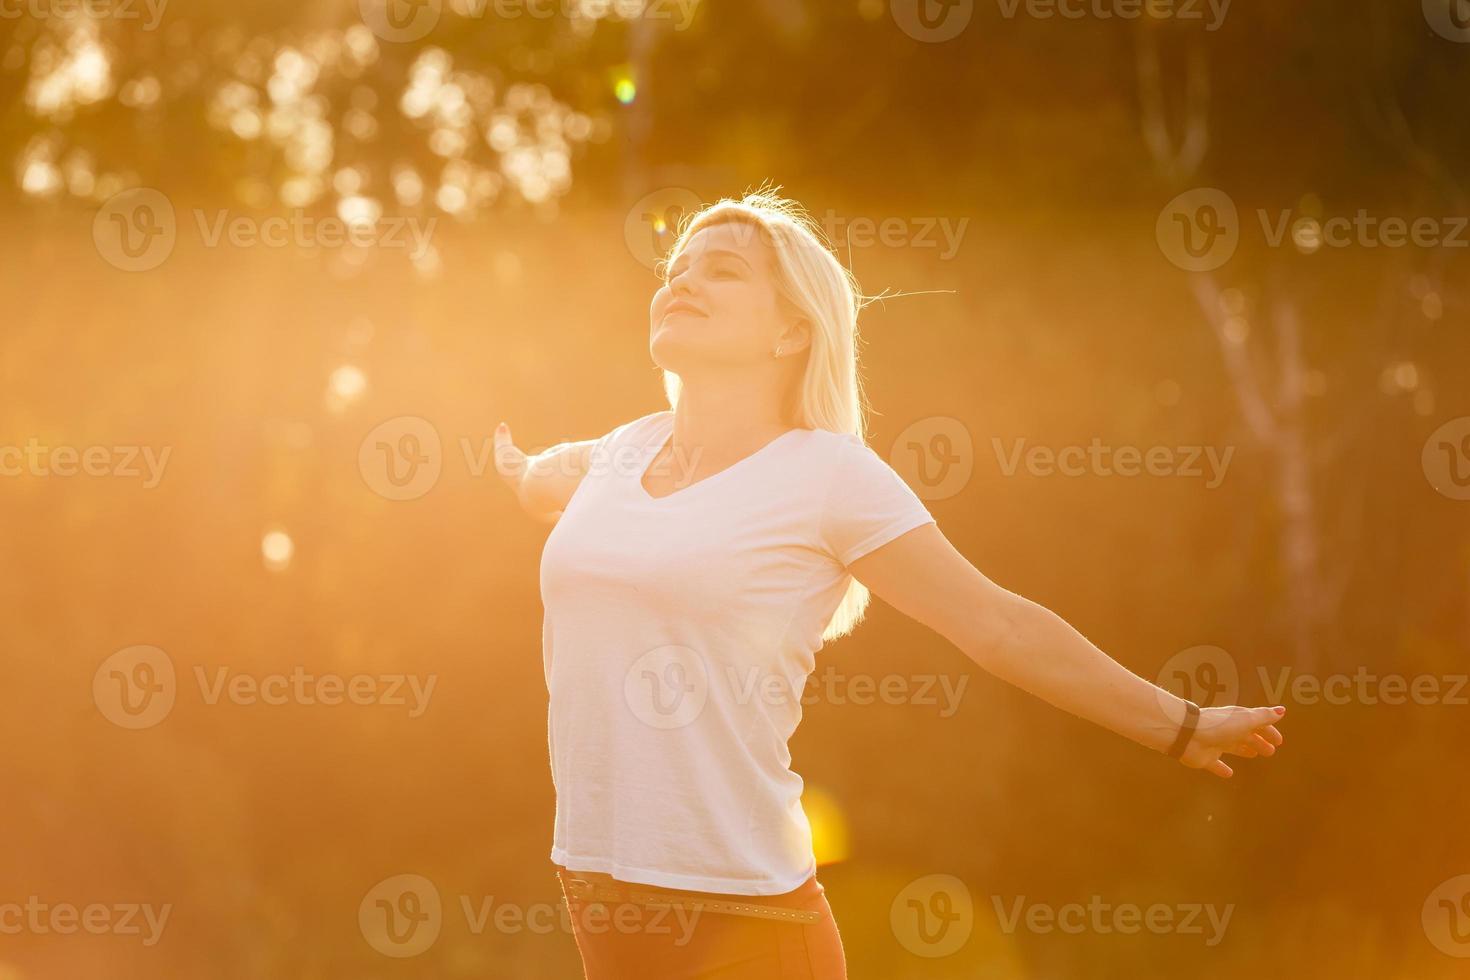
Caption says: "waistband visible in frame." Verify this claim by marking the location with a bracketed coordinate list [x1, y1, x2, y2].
[555, 868, 824, 925]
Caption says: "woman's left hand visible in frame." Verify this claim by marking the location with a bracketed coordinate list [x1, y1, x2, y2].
[1179, 705, 1287, 779]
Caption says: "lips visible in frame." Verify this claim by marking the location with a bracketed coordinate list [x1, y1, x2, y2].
[663, 301, 706, 321]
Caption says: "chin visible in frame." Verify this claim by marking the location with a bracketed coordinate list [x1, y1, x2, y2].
[650, 330, 721, 374]
[648, 329, 691, 371]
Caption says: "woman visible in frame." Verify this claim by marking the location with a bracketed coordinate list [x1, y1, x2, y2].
[494, 190, 1287, 980]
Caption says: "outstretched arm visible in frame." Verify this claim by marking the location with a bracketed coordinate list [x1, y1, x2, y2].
[493, 421, 596, 523]
[847, 523, 1285, 779]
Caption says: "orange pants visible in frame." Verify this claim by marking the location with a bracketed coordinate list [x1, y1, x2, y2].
[556, 866, 848, 979]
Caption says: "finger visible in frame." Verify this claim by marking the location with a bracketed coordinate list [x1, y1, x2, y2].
[1207, 759, 1234, 779]
[1251, 706, 1286, 727]
[1257, 724, 1284, 746]
[1248, 733, 1275, 756]
[1223, 706, 1285, 741]
[1224, 742, 1258, 758]
[493, 423, 527, 480]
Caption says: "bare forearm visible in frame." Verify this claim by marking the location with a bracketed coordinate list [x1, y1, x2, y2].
[847, 526, 1285, 778]
[514, 440, 592, 522]
[962, 590, 1189, 754]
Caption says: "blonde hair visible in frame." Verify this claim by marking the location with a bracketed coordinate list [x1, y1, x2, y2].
[658, 186, 876, 642]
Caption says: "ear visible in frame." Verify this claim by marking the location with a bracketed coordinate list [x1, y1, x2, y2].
[776, 315, 813, 356]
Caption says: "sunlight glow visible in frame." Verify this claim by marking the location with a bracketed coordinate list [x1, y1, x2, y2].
[262, 529, 295, 573]
[325, 365, 369, 414]
[804, 786, 851, 866]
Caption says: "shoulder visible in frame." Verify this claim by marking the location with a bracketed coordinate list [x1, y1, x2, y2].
[801, 427, 883, 465]
[793, 428, 901, 495]
[624, 409, 674, 435]
[797, 426, 861, 449]
[597, 410, 672, 448]
[804, 429, 927, 504]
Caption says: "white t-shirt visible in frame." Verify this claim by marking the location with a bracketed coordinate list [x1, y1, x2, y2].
[538, 410, 936, 895]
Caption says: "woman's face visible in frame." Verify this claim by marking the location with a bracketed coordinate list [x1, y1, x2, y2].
[648, 220, 805, 372]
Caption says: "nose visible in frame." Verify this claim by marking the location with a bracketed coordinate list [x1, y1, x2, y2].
[669, 267, 696, 297]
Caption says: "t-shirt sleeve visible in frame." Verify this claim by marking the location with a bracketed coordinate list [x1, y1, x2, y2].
[584, 410, 670, 472]
[817, 433, 937, 566]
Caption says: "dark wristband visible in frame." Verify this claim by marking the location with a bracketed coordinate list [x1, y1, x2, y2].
[1166, 700, 1200, 760]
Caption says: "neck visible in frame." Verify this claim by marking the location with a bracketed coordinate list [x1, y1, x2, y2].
[667, 373, 798, 457]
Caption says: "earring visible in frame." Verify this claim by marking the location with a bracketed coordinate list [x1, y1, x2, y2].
[773, 346, 782, 358]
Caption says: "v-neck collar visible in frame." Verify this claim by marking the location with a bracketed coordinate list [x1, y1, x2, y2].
[635, 414, 806, 503]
